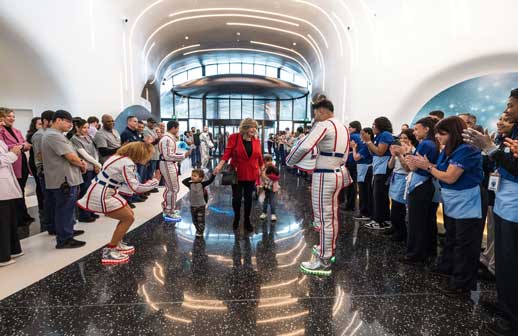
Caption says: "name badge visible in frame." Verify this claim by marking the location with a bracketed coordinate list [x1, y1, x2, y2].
[488, 172, 500, 192]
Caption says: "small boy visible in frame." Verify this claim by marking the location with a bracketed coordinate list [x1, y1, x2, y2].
[182, 169, 216, 237]
[259, 155, 280, 221]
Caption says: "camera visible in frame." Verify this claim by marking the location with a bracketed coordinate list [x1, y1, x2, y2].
[122, 18, 129, 23]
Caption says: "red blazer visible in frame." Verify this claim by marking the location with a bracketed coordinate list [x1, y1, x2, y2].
[222, 133, 264, 182]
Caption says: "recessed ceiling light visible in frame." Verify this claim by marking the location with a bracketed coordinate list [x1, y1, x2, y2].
[292, 42, 297, 46]
[185, 36, 189, 40]
[236, 32, 241, 36]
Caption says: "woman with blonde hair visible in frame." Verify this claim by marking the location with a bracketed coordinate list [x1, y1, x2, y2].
[77, 142, 160, 265]
[214, 118, 264, 233]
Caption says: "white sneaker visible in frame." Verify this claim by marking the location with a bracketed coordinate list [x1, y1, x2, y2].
[163, 212, 182, 223]
[364, 220, 388, 230]
[11, 252, 24, 258]
[102, 248, 130, 265]
[271, 214, 277, 221]
[0, 259, 16, 267]
[116, 241, 135, 255]
[260, 213, 267, 220]
[299, 256, 332, 277]
[174, 210, 181, 216]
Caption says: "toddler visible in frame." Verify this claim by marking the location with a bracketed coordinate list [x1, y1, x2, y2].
[259, 155, 280, 221]
[182, 169, 215, 236]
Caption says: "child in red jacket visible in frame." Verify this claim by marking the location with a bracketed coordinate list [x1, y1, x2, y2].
[259, 155, 280, 221]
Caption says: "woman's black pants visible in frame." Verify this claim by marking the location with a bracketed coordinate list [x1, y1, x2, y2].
[372, 173, 390, 223]
[0, 199, 22, 262]
[358, 167, 373, 217]
[232, 181, 255, 230]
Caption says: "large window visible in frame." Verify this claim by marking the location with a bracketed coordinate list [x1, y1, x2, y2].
[189, 98, 202, 118]
[280, 100, 292, 120]
[230, 98, 242, 119]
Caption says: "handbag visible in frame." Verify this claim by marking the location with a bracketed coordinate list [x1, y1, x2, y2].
[221, 168, 237, 185]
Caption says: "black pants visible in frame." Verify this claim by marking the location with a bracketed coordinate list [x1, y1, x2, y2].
[372, 174, 390, 223]
[358, 166, 373, 217]
[344, 163, 357, 211]
[406, 179, 436, 261]
[390, 200, 407, 240]
[232, 181, 255, 230]
[16, 176, 30, 224]
[494, 213, 518, 328]
[191, 206, 206, 234]
[0, 199, 22, 262]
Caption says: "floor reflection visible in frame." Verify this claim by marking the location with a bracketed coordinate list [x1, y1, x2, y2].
[0, 170, 497, 335]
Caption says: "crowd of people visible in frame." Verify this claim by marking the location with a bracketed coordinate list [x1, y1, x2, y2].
[1, 88, 518, 334]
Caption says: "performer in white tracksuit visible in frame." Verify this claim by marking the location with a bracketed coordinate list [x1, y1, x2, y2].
[77, 142, 159, 265]
[159, 120, 190, 221]
[287, 99, 351, 276]
[200, 126, 214, 169]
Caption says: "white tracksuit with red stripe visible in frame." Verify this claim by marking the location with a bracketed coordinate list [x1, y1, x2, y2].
[287, 118, 351, 259]
[77, 155, 159, 213]
[158, 133, 185, 216]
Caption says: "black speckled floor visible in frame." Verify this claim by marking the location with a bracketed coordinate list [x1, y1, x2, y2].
[0, 169, 499, 335]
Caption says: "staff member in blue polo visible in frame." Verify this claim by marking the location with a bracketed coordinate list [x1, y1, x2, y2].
[361, 117, 394, 230]
[463, 88, 518, 336]
[351, 127, 374, 221]
[344, 121, 362, 212]
[413, 116, 487, 298]
[404, 117, 439, 264]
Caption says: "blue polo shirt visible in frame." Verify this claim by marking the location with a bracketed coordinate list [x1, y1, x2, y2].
[436, 143, 483, 190]
[414, 139, 439, 177]
[357, 140, 373, 164]
[373, 131, 393, 157]
[120, 127, 140, 144]
[348, 132, 361, 163]
[497, 125, 518, 183]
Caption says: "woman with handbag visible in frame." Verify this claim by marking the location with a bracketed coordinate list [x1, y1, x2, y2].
[214, 118, 264, 233]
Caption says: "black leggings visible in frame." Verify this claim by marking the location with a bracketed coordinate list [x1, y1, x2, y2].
[372, 174, 390, 223]
[232, 181, 255, 229]
[358, 166, 373, 217]
[390, 200, 407, 239]
[406, 179, 436, 261]
[0, 199, 22, 262]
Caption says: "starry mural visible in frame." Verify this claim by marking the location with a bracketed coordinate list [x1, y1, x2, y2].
[411, 72, 518, 132]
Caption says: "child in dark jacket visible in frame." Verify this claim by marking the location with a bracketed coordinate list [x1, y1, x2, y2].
[259, 155, 280, 221]
[182, 169, 216, 236]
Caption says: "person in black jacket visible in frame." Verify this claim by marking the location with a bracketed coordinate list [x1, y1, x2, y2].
[182, 169, 216, 237]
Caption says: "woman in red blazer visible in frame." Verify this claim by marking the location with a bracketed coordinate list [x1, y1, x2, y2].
[214, 118, 264, 233]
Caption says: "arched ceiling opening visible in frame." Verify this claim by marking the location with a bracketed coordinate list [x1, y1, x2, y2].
[119, 0, 356, 104]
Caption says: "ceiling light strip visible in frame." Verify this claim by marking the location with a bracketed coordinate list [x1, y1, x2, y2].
[143, 14, 298, 54]
[293, 0, 343, 56]
[129, 0, 164, 101]
[167, 7, 329, 48]
[144, 42, 156, 78]
[306, 33, 326, 91]
[150, 44, 200, 84]
[250, 41, 313, 81]
[182, 48, 312, 83]
[226, 22, 323, 69]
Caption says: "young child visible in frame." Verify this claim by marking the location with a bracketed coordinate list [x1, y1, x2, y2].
[182, 169, 216, 237]
[259, 155, 280, 221]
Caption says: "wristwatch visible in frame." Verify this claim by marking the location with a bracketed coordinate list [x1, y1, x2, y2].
[427, 165, 433, 172]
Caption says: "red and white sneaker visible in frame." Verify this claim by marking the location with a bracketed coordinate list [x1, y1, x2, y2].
[101, 248, 129, 265]
[116, 241, 135, 255]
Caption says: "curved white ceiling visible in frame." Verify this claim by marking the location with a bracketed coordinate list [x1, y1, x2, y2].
[120, 0, 353, 100]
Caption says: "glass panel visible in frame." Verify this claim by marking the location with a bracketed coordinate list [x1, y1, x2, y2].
[187, 67, 203, 81]
[254, 100, 265, 120]
[242, 63, 254, 74]
[280, 100, 292, 120]
[230, 63, 242, 74]
[178, 121, 188, 139]
[279, 120, 292, 133]
[293, 97, 307, 120]
[206, 64, 218, 76]
[218, 63, 230, 74]
[294, 74, 307, 87]
[174, 95, 188, 118]
[160, 78, 173, 95]
[280, 69, 293, 82]
[242, 99, 253, 119]
[189, 98, 202, 118]
[254, 64, 266, 76]
[160, 92, 174, 118]
[266, 66, 278, 78]
[173, 72, 188, 85]
[206, 99, 216, 119]
[218, 98, 230, 119]
[189, 119, 203, 133]
[265, 101, 276, 120]
[230, 99, 241, 119]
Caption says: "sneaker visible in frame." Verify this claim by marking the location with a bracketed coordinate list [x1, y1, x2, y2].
[174, 210, 181, 216]
[299, 256, 332, 277]
[271, 214, 277, 221]
[259, 213, 267, 220]
[56, 238, 86, 249]
[0, 259, 16, 267]
[116, 241, 135, 255]
[11, 252, 24, 258]
[353, 215, 371, 221]
[163, 213, 182, 223]
[311, 246, 336, 263]
[364, 220, 388, 230]
[73, 230, 85, 237]
[101, 248, 130, 265]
